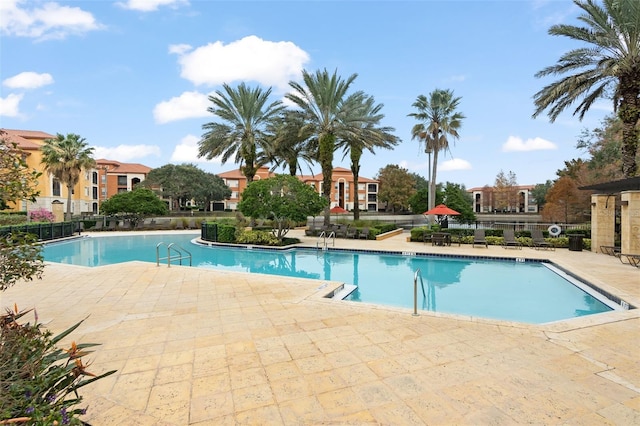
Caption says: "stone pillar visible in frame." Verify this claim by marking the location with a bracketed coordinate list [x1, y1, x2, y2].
[51, 200, 64, 222]
[620, 190, 640, 255]
[590, 194, 616, 253]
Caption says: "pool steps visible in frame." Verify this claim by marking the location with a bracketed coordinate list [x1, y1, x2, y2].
[327, 284, 358, 300]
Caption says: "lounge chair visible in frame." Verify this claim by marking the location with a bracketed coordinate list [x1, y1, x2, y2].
[502, 230, 521, 249]
[107, 220, 117, 231]
[175, 220, 184, 230]
[531, 229, 554, 250]
[345, 226, 358, 239]
[473, 229, 487, 248]
[359, 227, 369, 240]
[187, 218, 198, 229]
[92, 220, 103, 231]
[305, 224, 316, 236]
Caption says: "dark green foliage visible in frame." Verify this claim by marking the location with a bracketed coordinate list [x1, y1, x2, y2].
[0, 307, 116, 424]
[100, 188, 168, 228]
[140, 163, 231, 210]
[238, 175, 327, 241]
[0, 233, 43, 291]
[442, 182, 476, 224]
[408, 188, 428, 214]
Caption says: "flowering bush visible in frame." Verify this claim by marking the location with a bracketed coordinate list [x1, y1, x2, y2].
[0, 305, 116, 424]
[29, 208, 55, 223]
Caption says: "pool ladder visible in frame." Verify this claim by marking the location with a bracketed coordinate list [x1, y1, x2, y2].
[412, 269, 426, 316]
[316, 231, 335, 250]
[156, 242, 192, 267]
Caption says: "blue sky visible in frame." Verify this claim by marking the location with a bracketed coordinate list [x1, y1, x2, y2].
[1, 0, 613, 188]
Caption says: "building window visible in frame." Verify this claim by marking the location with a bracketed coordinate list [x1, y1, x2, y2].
[226, 179, 239, 188]
[93, 187, 98, 200]
[84, 187, 89, 197]
[358, 194, 365, 201]
[52, 179, 61, 196]
[368, 194, 377, 202]
[101, 188, 106, 197]
[367, 184, 377, 193]
[358, 183, 365, 191]
[92, 172, 98, 184]
[117, 175, 127, 186]
[231, 191, 239, 199]
[117, 188, 127, 193]
[101, 175, 106, 183]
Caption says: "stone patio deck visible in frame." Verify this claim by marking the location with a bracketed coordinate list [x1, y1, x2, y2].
[3, 229, 639, 425]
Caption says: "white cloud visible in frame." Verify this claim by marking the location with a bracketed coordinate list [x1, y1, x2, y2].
[440, 158, 472, 171]
[174, 35, 309, 91]
[502, 136, 558, 152]
[92, 144, 161, 162]
[117, 0, 188, 12]
[0, 0, 103, 40]
[168, 43, 192, 55]
[3, 71, 54, 89]
[170, 134, 221, 164]
[0, 93, 23, 117]
[153, 91, 210, 124]
[446, 74, 467, 82]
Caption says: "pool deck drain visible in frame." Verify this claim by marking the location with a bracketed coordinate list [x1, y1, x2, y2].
[5, 229, 639, 425]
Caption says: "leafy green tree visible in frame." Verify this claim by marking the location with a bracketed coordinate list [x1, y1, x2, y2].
[337, 93, 399, 220]
[287, 69, 368, 226]
[409, 172, 429, 191]
[576, 114, 626, 181]
[408, 188, 428, 214]
[100, 188, 168, 228]
[140, 163, 230, 210]
[238, 175, 327, 241]
[533, 0, 640, 177]
[0, 134, 44, 291]
[531, 180, 553, 210]
[409, 89, 465, 213]
[0, 132, 41, 210]
[442, 182, 475, 224]
[41, 133, 95, 221]
[199, 83, 284, 183]
[376, 165, 416, 212]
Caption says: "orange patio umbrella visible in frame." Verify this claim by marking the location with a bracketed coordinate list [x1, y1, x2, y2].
[423, 204, 460, 216]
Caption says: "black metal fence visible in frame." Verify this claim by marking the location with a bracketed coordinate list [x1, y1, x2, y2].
[0, 221, 79, 241]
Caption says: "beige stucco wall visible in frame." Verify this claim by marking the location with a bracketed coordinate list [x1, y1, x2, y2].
[590, 194, 616, 253]
[620, 190, 640, 255]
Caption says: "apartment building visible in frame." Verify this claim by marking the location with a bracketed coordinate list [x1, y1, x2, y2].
[2, 128, 99, 215]
[95, 159, 151, 202]
[468, 185, 539, 213]
[218, 166, 381, 212]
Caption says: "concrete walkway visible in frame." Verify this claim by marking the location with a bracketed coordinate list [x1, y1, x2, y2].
[4, 229, 639, 425]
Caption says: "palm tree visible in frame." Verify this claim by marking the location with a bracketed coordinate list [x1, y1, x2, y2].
[267, 110, 316, 176]
[533, 0, 640, 177]
[286, 69, 365, 226]
[198, 83, 285, 183]
[337, 93, 399, 220]
[408, 89, 465, 214]
[41, 133, 96, 221]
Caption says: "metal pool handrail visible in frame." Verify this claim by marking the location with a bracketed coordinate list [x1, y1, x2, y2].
[413, 269, 426, 316]
[156, 242, 192, 267]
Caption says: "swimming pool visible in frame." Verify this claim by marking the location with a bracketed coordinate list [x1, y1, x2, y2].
[43, 233, 617, 324]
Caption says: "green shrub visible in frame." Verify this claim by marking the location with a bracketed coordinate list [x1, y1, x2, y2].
[236, 230, 280, 246]
[0, 306, 115, 424]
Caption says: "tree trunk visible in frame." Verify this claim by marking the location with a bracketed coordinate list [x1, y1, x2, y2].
[319, 133, 335, 227]
[66, 183, 73, 221]
[619, 78, 639, 177]
[350, 149, 362, 221]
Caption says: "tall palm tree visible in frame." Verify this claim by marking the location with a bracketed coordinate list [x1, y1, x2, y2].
[408, 89, 465, 214]
[287, 68, 365, 226]
[533, 0, 640, 177]
[41, 133, 96, 221]
[267, 110, 316, 176]
[337, 93, 399, 220]
[198, 83, 285, 183]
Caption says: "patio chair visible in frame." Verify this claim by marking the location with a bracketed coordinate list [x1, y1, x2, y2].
[107, 219, 117, 231]
[305, 223, 316, 236]
[92, 220, 103, 231]
[502, 229, 521, 249]
[359, 227, 369, 240]
[473, 229, 487, 248]
[175, 220, 184, 230]
[531, 229, 554, 250]
[345, 226, 358, 239]
[187, 218, 198, 229]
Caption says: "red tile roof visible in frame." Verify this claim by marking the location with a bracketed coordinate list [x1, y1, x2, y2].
[96, 159, 151, 174]
[1, 128, 54, 149]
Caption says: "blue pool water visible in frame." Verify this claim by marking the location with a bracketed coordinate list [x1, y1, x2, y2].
[43, 233, 615, 324]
